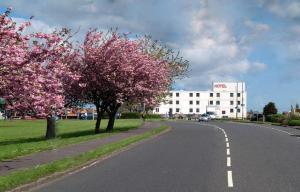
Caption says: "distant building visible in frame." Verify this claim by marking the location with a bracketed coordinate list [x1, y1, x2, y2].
[153, 82, 247, 119]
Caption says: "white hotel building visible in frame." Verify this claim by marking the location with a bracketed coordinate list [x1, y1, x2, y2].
[153, 82, 247, 119]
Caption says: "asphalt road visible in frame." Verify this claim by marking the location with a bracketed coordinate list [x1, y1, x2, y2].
[33, 121, 300, 192]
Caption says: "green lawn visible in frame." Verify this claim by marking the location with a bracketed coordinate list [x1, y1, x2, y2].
[0, 119, 142, 161]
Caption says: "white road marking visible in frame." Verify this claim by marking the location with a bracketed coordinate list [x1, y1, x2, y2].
[227, 148, 230, 155]
[227, 171, 234, 187]
[227, 157, 231, 167]
[204, 124, 234, 188]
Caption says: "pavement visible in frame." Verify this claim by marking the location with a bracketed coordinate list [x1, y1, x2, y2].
[0, 121, 161, 176]
[31, 121, 300, 192]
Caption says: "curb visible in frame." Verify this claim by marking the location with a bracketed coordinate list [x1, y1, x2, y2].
[8, 126, 172, 192]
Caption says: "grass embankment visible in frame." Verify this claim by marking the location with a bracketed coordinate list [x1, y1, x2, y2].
[0, 125, 168, 192]
[0, 119, 142, 161]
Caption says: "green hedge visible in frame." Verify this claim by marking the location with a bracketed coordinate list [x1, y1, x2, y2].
[120, 112, 141, 119]
[144, 114, 161, 119]
[266, 114, 286, 123]
[288, 120, 300, 126]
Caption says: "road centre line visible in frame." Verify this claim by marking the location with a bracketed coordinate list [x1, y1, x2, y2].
[227, 171, 234, 187]
[227, 157, 231, 167]
[205, 124, 234, 188]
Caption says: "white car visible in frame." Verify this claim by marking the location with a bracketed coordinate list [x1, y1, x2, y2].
[199, 114, 210, 121]
[206, 112, 216, 120]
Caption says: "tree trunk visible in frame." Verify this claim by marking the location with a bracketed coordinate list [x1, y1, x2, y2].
[106, 104, 120, 132]
[95, 105, 103, 134]
[106, 113, 115, 132]
[46, 116, 56, 139]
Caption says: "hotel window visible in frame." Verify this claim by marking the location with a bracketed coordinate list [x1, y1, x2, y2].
[230, 93, 234, 97]
[196, 100, 200, 105]
[176, 108, 180, 113]
[176, 92, 180, 97]
[216, 93, 220, 97]
[237, 101, 241, 105]
[189, 108, 193, 113]
[230, 101, 234, 105]
[169, 100, 173, 104]
[189, 100, 193, 105]
[210, 100, 213, 105]
[169, 93, 173, 97]
[196, 93, 200, 97]
[237, 108, 241, 113]
[196, 108, 200, 113]
[216, 101, 220, 105]
[230, 109, 234, 113]
[189, 93, 193, 97]
[155, 108, 159, 112]
[222, 111, 226, 114]
[210, 93, 214, 97]
[237, 93, 241, 97]
[176, 100, 179, 105]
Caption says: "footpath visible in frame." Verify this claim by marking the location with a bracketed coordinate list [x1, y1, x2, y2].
[0, 122, 161, 176]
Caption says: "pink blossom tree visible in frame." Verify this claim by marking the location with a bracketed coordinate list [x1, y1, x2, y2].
[0, 8, 78, 139]
[70, 30, 172, 132]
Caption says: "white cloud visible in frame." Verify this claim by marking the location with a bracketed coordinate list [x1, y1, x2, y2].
[176, 9, 267, 90]
[261, 0, 300, 19]
[244, 20, 270, 32]
[12, 17, 56, 34]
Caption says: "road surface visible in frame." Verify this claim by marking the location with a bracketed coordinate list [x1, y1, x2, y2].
[33, 121, 300, 192]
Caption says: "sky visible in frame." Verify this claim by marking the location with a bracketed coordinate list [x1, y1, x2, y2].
[1, 0, 300, 112]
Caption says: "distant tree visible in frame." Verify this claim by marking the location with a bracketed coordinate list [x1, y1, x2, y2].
[296, 103, 299, 110]
[263, 102, 278, 115]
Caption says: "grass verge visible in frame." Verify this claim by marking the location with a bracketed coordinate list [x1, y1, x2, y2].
[0, 125, 169, 192]
[0, 119, 142, 161]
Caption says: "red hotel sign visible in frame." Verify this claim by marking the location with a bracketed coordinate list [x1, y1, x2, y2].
[214, 84, 227, 88]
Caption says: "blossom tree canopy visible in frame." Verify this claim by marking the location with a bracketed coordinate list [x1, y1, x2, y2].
[0, 8, 78, 118]
[71, 29, 172, 132]
[1, 8, 80, 139]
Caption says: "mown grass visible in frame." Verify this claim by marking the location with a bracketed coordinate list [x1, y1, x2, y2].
[0, 125, 168, 192]
[0, 119, 142, 161]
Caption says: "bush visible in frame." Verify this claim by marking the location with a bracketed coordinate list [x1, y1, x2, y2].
[120, 112, 140, 119]
[289, 114, 300, 120]
[266, 114, 286, 123]
[288, 120, 300, 126]
[144, 114, 161, 119]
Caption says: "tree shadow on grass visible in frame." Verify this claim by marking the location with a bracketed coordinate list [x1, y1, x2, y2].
[0, 125, 138, 146]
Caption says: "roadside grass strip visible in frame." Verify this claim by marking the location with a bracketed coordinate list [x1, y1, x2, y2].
[0, 125, 169, 192]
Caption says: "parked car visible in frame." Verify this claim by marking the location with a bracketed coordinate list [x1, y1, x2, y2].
[206, 112, 216, 120]
[199, 114, 210, 122]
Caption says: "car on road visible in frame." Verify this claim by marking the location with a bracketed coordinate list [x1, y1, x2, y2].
[206, 112, 216, 120]
[199, 114, 210, 121]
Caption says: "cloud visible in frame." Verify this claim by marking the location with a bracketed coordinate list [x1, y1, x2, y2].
[244, 20, 270, 33]
[175, 8, 267, 90]
[12, 17, 56, 34]
[260, 0, 300, 19]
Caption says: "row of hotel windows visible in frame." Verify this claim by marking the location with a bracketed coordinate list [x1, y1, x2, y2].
[170, 92, 242, 97]
[169, 100, 243, 105]
[155, 108, 241, 113]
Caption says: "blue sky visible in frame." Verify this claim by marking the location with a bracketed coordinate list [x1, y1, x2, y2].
[1, 0, 300, 112]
